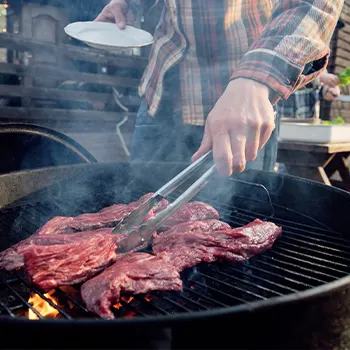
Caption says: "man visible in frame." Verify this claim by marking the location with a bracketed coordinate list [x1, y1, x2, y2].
[277, 71, 341, 119]
[95, 0, 343, 176]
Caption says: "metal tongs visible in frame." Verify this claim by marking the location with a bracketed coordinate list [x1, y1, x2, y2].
[114, 151, 216, 253]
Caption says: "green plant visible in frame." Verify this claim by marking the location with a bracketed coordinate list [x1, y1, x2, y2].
[339, 67, 350, 86]
[321, 116, 345, 125]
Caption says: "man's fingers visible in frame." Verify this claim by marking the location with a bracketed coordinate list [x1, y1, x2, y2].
[330, 76, 340, 87]
[245, 121, 260, 161]
[230, 133, 246, 174]
[258, 117, 275, 150]
[109, 3, 127, 28]
[212, 131, 233, 176]
[94, 11, 111, 22]
[192, 127, 212, 162]
[94, 3, 127, 29]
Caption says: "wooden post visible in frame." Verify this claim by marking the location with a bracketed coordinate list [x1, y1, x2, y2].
[20, 4, 70, 107]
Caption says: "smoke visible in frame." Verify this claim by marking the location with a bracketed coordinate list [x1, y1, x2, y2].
[3, 0, 286, 243]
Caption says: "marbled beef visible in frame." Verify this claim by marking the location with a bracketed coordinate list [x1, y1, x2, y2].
[163, 219, 230, 235]
[17, 229, 127, 291]
[153, 219, 282, 272]
[81, 252, 182, 319]
[161, 202, 220, 230]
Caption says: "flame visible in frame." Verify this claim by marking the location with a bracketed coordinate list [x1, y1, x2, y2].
[144, 294, 152, 302]
[27, 290, 59, 320]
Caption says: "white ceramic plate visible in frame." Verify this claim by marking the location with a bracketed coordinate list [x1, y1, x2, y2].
[64, 21, 154, 53]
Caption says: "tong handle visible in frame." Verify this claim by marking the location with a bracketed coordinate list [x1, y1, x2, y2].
[155, 150, 212, 197]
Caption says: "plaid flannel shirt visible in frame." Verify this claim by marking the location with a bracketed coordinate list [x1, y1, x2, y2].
[132, 0, 343, 125]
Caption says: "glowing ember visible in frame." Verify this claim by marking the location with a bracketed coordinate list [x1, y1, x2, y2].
[27, 290, 59, 320]
[113, 302, 123, 309]
[121, 296, 134, 303]
[114, 295, 135, 309]
[144, 294, 152, 302]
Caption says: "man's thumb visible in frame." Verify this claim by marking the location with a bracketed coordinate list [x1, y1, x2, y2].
[110, 3, 127, 29]
[192, 129, 212, 162]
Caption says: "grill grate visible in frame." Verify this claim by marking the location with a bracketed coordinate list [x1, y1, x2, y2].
[0, 189, 349, 321]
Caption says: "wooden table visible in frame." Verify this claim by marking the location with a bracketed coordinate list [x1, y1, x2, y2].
[277, 141, 350, 190]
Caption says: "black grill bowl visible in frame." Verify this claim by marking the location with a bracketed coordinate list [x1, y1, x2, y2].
[0, 162, 349, 350]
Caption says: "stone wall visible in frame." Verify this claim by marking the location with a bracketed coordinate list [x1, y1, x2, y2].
[329, 1, 350, 121]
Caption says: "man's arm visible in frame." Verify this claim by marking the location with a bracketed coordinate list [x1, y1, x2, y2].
[230, 0, 344, 105]
[194, 0, 343, 176]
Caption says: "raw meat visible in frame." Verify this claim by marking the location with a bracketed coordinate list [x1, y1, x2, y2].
[0, 196, 218, 271]
[0, 248, 24, 271]
[0, 227, 117, 271]
[153, 219, 282, 272]
[161, 202, 220, 230]
[163, 219, 231, 235]
[37, 193, 167, 235]
[0, 193, 167, 271]
[81, 252, 182, 319]
[17, 229, 126, 292]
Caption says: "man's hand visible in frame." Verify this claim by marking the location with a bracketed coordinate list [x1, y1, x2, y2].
[192, 78, 275, 176]
[322, 85, 341, 101]
[319, 73, 340, 88]
[95, 0, 134, 30]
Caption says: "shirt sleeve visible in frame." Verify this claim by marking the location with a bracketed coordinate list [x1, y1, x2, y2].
[230, 0, 344, 105]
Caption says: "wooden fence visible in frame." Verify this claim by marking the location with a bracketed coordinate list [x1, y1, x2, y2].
[0, 32, 147, 162]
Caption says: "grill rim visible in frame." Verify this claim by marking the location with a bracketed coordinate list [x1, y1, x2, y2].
[0, 163, 350, 324]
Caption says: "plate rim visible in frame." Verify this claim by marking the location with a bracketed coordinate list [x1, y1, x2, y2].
[64, 21, 154, 49]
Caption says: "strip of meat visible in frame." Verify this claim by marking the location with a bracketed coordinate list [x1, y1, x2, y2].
[153, 219, 282, 272]
[0, 193, 167, 271]
[163, 219, 230, 235]
[37, 193, 167, 235]
[17, 229, 127, 292]
[0, 228, 116, 271]
[161, 202, 220, 230]
[36, 200, 219, 235]
[81, 252, 182, 319]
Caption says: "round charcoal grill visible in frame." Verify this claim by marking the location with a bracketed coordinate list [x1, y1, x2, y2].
[0, 162, 349, 350]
